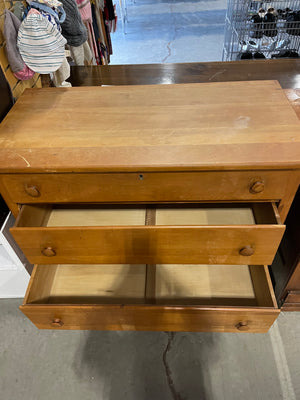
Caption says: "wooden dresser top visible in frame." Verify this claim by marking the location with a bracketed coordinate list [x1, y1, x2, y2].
[0, 80, 300, 172]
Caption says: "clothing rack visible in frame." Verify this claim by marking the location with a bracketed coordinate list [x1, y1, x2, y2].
[1, 0, 118, 93]
[0, 0, 42, 100]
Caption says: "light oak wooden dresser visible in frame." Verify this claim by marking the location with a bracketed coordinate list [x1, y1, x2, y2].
[0, 80, 299, 333]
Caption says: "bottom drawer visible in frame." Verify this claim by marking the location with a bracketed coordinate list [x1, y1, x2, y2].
[20, 263, 279, 332]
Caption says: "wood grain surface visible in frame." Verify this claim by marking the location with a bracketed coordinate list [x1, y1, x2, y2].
[25, 264, 258, 304]
[68, 60, 300, 89]
[20, 263, 279, 332]
[9, 225, 285, 265]
[0, 170, 295, 205]
[19, 304, 279, 332]
[11, 203, 285, 265]
[0, 81, 300, 172]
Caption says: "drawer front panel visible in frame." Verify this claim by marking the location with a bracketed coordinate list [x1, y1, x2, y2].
[20, 305, 279, 333]
[1, 170, 292, 204]
[11, 225, 284, 265]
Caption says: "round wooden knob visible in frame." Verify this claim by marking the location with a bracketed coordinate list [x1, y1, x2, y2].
[25, 185, 40, 198]
[51, 318, 64, 327]
[42, 247, 56, 257]
[249, 181, 265, 194]
[239, 246, 254, 256]
[235, 322, 249, 331]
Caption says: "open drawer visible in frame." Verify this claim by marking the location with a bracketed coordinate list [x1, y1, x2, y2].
[20, 263, 279, 332]
[11, 203, 285, 265]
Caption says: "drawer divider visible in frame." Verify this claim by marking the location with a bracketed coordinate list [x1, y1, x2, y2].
[145, 207, 156, 226]
[144, 207, 157, 303]
[145, 264, 157, 304]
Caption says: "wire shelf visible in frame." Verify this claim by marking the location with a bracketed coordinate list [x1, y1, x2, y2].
[223, 0, 300, 60]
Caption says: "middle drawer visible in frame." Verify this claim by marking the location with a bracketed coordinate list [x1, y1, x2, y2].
[11, 203, 285, 265]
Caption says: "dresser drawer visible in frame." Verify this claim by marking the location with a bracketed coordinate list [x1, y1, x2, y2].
[11, 203, 285, 265]
[0, 170, 293, 205]
[20, 263, 279, 332]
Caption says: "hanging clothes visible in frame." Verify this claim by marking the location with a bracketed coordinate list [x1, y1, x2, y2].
[76, 0, 99, 64]
[89, 0, 116, 64]
[30, 1, 66, 31]
[13, 1, 25, 21]
[92, 0, 106, 47]
[17, 8, 67, 74]
[104, 0, 116, 34]
[52, 55, 71, 86]
[60, 0, 88, 47]
[91, 2, 106, 64]
[69, 40, 93, 65]
[4, 9, 35, 80]
[103, 0, 116, 55]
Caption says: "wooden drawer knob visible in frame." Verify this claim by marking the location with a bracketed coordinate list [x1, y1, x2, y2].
[51, 318, 64, 327]
[25, 185, 40, 198]
[235, 322, 249, 331]
[42, 247, 56, 257]
[239, 246, 254, 256]
[249, 181, 265, 194]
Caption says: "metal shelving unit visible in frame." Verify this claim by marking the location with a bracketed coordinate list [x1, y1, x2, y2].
[223, 0, 300, 60]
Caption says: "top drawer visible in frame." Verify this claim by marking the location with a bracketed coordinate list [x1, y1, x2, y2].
[0, 170, 293, 205]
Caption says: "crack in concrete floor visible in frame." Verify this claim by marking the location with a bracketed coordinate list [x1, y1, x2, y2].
[162, 332, 184, 400]
[161, 0, 177, 63]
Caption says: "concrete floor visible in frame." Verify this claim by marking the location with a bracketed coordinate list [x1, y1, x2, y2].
[0, 299, 300, 400]
[110, 0, 227, 64]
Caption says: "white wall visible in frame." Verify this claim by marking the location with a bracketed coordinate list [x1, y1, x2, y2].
[0, 213, 30, 298]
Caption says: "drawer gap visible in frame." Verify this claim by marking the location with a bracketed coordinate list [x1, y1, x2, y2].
[16, 203, 282, 228]
[251, 202, 281, 225]
[15, 205, 52, 228]
[25, 264, 59, 304]
[24, 264, 276, 308]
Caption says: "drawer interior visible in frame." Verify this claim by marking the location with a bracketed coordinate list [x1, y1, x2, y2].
[16, 203, 281, 227]
[24, 264, 277, 308]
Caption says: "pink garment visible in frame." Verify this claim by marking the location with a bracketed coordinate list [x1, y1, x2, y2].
[27, 8, 40, 15]
[76, 0, 100, 64]
[76, 0, 92, 21]
[14, 64, 35, 80]
[84, 21, 99, 64]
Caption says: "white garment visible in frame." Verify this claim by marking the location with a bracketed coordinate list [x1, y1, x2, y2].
[69, 41, 94, 66]
[52, 56, 71, 87]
